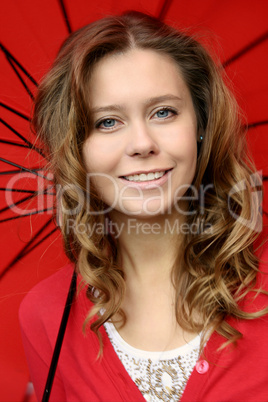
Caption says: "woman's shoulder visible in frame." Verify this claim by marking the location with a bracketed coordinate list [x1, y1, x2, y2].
[20, 264, 73, 311]
[19, 264, 76, 339]
[258, 240, 268, 266]
[236, 240, 268, 316]
[256, 240, 268, 288]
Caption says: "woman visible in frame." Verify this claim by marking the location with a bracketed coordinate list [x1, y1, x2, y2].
[19, 11, 268, 402]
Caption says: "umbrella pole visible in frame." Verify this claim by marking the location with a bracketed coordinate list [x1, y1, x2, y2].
[41, 270, 77, 402]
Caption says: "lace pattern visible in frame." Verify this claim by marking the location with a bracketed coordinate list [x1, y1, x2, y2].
[104, 322, 200, 402]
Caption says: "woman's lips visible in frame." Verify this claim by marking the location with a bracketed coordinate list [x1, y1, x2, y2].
[119, 168, 173, 189]
[123, 170, 166, 182]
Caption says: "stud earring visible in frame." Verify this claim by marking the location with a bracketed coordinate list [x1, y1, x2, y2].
[199, 135, 203, 141]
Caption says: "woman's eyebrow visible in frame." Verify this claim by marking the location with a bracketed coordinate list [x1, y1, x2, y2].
[90, 104, 125, 114]
[145, 94, 183, 107]
[90, 94, 183, 114]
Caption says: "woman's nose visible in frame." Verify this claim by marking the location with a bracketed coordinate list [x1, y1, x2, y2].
[125, 122, 160, 157]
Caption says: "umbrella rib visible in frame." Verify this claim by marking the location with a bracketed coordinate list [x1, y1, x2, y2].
[0, 157, 51, 180]
[0, 167, 43, 176]
[158, 0, 174, 20]
[0, 117, 44, 156]
[0, 186, 53, 214]
[0, 218, 57, 279]
[23, 226, 59, 256]
[0, 187, 36, 194]
[222, 31, 268, 68]
[0, 193, 40, 214]
[0, 139, 30, 149]
[0, 102, 30, 121]
[0, 208, 54, 223]
[5, 57, 35, 101]
[0, 42, 38, 86]
[0, 187, 55, 195]
[0, 187, 35, 194]
[58, 0, 72, 33]
[247, 120, 268, 129]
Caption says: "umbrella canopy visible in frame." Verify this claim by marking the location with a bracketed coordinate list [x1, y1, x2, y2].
[0, 1, 268, 400]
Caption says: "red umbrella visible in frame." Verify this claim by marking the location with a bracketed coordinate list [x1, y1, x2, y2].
[0, 1, 268, 400]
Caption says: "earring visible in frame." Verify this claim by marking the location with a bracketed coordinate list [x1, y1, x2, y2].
[197, 135, 203, 156]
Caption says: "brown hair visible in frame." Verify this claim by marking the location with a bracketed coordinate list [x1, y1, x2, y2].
[32, 11, 266, 354]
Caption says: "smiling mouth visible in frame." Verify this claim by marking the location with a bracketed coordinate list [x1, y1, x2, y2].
[122, 170, 171, 182]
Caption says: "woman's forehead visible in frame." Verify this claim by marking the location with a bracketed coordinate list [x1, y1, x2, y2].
[87, 48, 191, 111]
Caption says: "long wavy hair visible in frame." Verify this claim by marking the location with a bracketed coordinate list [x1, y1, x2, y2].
[32, 11, 266, 354]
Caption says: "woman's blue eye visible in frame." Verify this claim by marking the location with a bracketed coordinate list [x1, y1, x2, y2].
[100, 119, 116, 128]
[155, 108, 178, 119]
[156, 109, 170, 118]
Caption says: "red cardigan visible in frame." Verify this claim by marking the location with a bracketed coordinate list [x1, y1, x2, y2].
[19, 248, 268, 402]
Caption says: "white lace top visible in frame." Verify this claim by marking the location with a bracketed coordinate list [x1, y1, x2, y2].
[104, 321, 200, 402]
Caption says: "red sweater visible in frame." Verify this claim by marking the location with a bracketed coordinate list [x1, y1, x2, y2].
[19, 248, 268, 402]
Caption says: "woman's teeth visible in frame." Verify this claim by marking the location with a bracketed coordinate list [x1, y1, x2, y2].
[124, 171, 166, 182]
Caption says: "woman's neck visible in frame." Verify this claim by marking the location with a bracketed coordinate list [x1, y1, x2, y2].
[109, 209, 185, 284]
[108, 208, 198, 351]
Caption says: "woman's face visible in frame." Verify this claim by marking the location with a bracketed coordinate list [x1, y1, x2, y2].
[82, 49, 197, 219]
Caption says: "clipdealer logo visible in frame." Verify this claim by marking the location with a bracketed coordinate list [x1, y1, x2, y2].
[5, 171, 263, 233]
[65, 217, 213, 238]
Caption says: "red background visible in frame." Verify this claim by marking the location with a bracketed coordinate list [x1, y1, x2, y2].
[0, 1, 267, 401]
